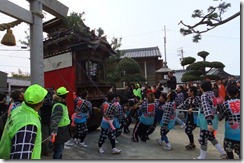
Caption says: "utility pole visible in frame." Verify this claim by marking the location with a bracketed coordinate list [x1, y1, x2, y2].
[163, 25, 167, 67]
[177, 47, 184, 70]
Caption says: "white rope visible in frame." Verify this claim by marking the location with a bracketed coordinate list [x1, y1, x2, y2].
[178, 110, 198, 113]
[42, 135, 52, 143]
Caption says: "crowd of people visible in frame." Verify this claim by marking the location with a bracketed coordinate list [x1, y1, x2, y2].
[0, 71, 240, 159]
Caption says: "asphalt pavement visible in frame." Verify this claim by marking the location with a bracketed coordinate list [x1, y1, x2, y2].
[41, 119, 240, 160]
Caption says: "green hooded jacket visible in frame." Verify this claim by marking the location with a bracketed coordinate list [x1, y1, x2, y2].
[0, 102, 41, 159]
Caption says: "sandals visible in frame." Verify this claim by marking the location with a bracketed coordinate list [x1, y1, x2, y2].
[185, 144, 196, 150]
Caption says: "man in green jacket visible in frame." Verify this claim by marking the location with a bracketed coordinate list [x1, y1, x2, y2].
[0, 84, 47, 159]
[133, 83, 142, 100]
[50, 86, 71, 159]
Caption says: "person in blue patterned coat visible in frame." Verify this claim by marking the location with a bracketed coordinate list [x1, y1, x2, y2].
[146, 92, 167, 139]
[156, 90, 177, 150]
[72, 91, 92, 148]
[194, 81, 226, 159]
[112, 94, 126, 140]
[177, 86, 201, 150]
[218, 85, 240, 159]
[175, 85, 186, 128]
[98, 92, 121, 154]
[131, 93, 157, 142]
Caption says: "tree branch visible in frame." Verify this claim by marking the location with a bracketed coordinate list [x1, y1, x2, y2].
[210, 11, 240, 26]
[179, 4, 240, 42]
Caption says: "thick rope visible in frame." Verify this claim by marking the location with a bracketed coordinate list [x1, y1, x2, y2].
[31, 11, 44, 18]
[0, 10, 44, 31]
[0, 20, 22, 31]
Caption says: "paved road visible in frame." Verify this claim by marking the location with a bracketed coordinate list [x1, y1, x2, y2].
[42, 120, 239, 160]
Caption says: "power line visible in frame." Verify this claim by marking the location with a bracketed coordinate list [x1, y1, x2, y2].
[0, 64, 29, 69]
[0, 49, 29, 51]
[122, 30, 161, 38]
[0, 55, 29, 59]
[116, 28, 239, 40]
[201, 35, 239, 40]
[165, 28, 240, 39]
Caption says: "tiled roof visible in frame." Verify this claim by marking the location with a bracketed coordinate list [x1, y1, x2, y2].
[174, 68, 238, 84]
[207, 68, 232, 77]
[120, 47, 162, 58]
[7, 78, 30, 87]
[0, 71, 7, 75]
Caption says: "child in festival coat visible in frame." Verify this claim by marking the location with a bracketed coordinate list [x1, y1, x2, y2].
[218, 85, 240, 159]
[157, 90, 177, 150]
[194, 81, 226, 159]
[147, 93, 167, 139]
[131, 93, 157, 142]
[112, 94, 126, 141]
[72, 91, 92, 148]
[177, 86, 201, 150]
[98, 92, 121, 154]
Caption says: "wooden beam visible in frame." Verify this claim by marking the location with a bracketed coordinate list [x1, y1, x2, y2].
[0, 0, 33, 24]
[37, 0, 69, 19]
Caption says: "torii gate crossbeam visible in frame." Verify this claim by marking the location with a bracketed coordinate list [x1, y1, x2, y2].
[0, 0, 69, 86]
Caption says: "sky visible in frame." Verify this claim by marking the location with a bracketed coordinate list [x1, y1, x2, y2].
[0, 0, 241, 76]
